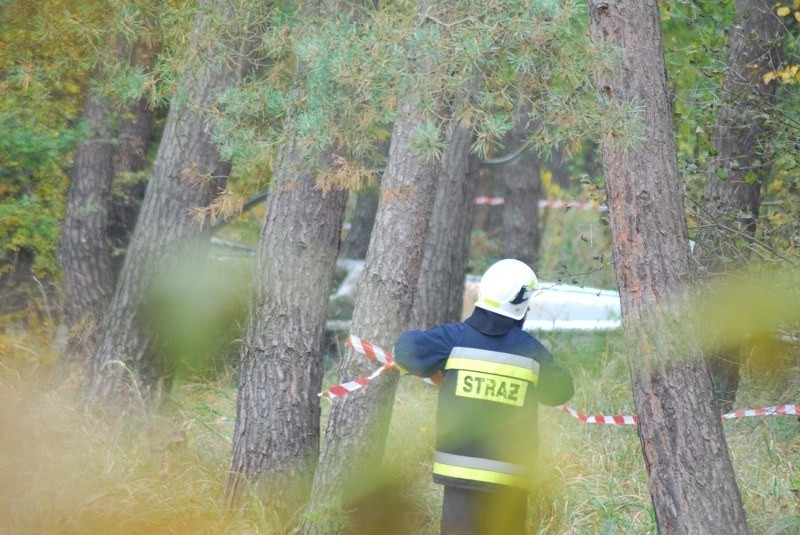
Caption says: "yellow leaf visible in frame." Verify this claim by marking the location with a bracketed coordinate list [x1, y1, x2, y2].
[795, 10, 800, 21]
[777, 6, 791, 16]
[763, 71, 777, 84]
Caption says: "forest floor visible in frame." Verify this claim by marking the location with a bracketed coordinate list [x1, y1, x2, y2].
[0, 326, 798, 534]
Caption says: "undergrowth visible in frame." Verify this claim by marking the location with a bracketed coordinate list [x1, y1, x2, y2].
[1, 326, 797, 534]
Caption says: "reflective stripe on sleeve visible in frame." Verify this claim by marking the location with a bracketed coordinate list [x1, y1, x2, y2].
[433, 451, 530, 489]
[445, 347, 539, 385]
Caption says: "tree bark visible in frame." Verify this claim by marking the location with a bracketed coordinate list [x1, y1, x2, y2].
[59, 90, 116, 340]
[340, 183, 380, 260]
[499, 107, 541, 268]
[59, 36, 158, 358]
[82, 0, 258, 406]
[108, 82, 158, 272]
[223, 0, 354, 519]
[305, 94, 440, 530]
[587, 2, 749, 534]
[223, 141, 348, 517]
[412, 113, 479, 329]
[695, 0, 785, 412]
[304, 61, 443, 533]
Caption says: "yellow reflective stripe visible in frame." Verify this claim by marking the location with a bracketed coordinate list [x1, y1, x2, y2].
[479, 297, 501, 308]
[446, 357, 538, 384]
[433, 462, 529, 489]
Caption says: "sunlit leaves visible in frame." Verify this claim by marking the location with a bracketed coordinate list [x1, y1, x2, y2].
[763, 64, 800, 85]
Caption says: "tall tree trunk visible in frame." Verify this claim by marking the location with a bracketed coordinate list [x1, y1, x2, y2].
[304, 7, 445, 519]
[587, 2, 748, 533]
[60, 37, 158, 358]
[696, 0, 785, 412]
[59, 90, 116, 344]
[304, 94, 440, 533]
[81, 0, 258, 406]
[471, 166, 503, 241]
[412, 113, 479, 329]
[223, 141, 348, 517]
[499, 107, 542, 267]
[222, 1, 352, 515]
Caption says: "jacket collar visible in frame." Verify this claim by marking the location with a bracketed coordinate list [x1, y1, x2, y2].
[465, 307, 524, 336]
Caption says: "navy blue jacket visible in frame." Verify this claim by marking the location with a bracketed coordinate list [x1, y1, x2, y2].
[394, 308, 574, 491]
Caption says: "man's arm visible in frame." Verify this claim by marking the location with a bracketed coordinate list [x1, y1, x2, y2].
[537, 358, 575, 406]
[393, 325, 460, 378]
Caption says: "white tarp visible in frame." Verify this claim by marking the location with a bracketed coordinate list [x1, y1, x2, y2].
[463, 274, 620, 332]
[330, 260, 621, 333]
[523, 283, 621, 332]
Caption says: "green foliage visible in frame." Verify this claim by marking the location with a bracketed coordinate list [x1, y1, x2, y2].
[216, 0, 606, 188]
[661, 1, 800, 268]
[142, 255, 253, 382]
[0, 110, 75, 279]
[0, 0, 197, 303]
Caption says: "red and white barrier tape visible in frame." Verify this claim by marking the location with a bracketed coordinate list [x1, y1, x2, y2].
[559, 405, 638, 426]
[474, 196, 506, 206]
[559, 403, 800, 426]
[721, 405, 799, 419]
[323, 337, 799, 424]
[347, 335, 393, 366]
[320, 361, 394, 399]
[473, 197, 608, 211]
[320, 335, 440, 399]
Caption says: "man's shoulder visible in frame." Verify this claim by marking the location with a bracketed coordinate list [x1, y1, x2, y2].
[507, 327, 551, 356]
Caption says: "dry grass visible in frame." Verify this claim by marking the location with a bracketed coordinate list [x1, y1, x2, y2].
[0, 325, 797, 534]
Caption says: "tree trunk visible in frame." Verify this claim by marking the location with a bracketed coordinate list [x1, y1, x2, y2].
[223, 141, 348, 517]
[223, 0, 353, 519]
[471, 168, 501, 241]
[412, 113, 479, 329]
[81, 0, 257, 406]
[696, 0, 785, 412]
[304, 75, 443, 534]
[60, 36, 158, 358]
[587, 2, 749, 534]
[340, 183, 380, 260]
[499, 107, 541, 267]
[59, 90, 116, 341]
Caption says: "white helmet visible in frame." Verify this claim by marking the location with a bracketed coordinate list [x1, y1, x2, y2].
[475, 259, 538, 320]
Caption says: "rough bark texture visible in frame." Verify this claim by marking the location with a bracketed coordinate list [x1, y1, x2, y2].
[695, 0, 785, 412]
[82, 0, 255, 405]
[223, 0, 352, 519]
[60, 37, 157, 358]
[412, 115, 479, 329]
[59, 90, 117, 337]
[304, 93, 441, 531]
[499, 108, 541, 268]
[223, 142, 348, 516]
[588, 2, 749, 534]
[340, 184, 380, 260]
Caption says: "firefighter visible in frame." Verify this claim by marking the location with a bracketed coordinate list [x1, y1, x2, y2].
[394, 258, 574, 535]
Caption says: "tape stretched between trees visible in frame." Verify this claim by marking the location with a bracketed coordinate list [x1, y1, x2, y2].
[321, 336, 800, 425]
[474, 197, 608, 211]
[319, 336, 441, 399]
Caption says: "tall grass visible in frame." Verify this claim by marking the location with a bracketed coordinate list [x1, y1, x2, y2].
[1, 325, 797, 534]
